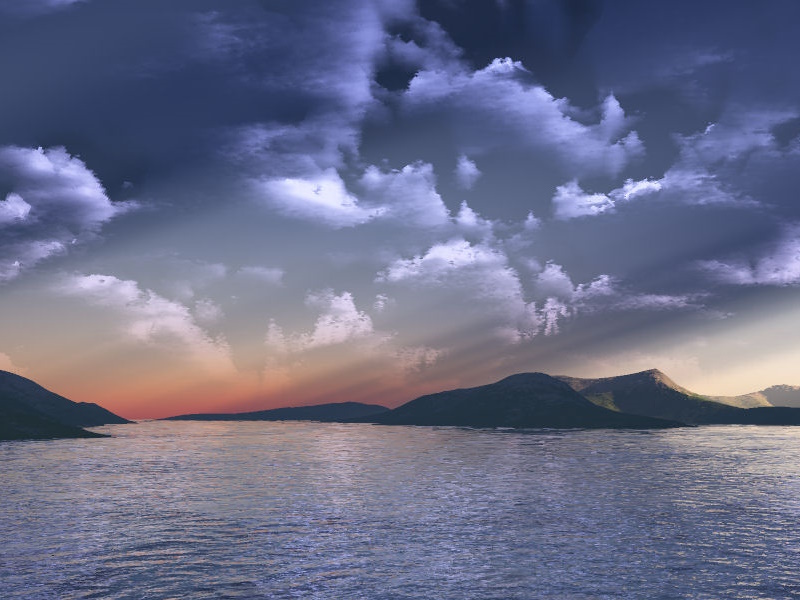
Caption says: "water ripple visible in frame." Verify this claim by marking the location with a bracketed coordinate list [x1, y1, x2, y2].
[2, 422, 800, 598]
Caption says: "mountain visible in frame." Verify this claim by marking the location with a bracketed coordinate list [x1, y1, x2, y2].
[0, 370, 128, 441]
[165, 401, 389, 422]
[366, 373, 681, 429]
[0, 370, 129, 427]
[749, 385, 800, 408]
[0, 404, 106, 441]
[556, 369, 745, 424]
[706, 391, 773, 409]
[557, 369, 800, 425]
[708, 385, 800, 409]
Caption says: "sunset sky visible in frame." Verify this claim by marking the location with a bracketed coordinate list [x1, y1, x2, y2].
[1, 0, 799, 419]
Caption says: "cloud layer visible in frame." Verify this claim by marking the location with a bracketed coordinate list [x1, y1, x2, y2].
[1, 0, 800, 412]
[0, 146, 131, 281]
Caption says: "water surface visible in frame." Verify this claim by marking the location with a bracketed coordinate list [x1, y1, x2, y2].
[2, 421, 800, 598]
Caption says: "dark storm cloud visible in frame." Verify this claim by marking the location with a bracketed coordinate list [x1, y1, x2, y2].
[0, 0, 398, 195]
[417, 0, 603, 101]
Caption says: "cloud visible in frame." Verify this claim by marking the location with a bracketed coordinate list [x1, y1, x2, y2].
[258, 168, 384, 228]
[454, 154, 481, 189]
[298, 290, 380, 350]
[552, 180, 615, 220]
[0, 351, 24, 375]
[56, 273, 232, 372]
[0, 193, 32, 224]
[219, 2, 417, 181]
[228, 118, 360, 178]
[552, 178, 661, 220]
[378, 238, 541, 341]
[454, 201, 494, 239]
[359, 162, 451, 228]
[379, 237, 500, 284]
[657, 167, 754, 208]
[256, 160, 470, 231]
[394, 345, 443, 372]
[613, 178, 663, 202]
[266, 290, 387, 354]
[403, 60, 644, 178]
[376, 237, 703, 344]
[534, 262, 577, 300]
[373, 293, 391, 312]
[655, 110, 797, 209]
[529, 264, 703, 334]
[551, 109, 797, 220]
[0, 146, 132, 282]
[194, 298, 224, 326]
[264, 288, 443, 382]
[698, 224, 800, 286]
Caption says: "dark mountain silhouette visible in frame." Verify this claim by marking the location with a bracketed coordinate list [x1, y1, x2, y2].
[0, 370, 128, 441]
[0, 404, 105, 441]
[0, 370, 128, 427]
[165, 401, 389, 422]
[364, 373, 681, 429]
[557, 369, 800, 425]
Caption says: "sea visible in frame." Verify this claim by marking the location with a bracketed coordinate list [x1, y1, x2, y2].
[2, 421, 800, 599]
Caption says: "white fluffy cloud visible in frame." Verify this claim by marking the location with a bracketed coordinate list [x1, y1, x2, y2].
[552, 180, 616, 220]
[56, 274, 233, 372]
[377, 238, 702, 342]
[404, 59, 643, 178]
[266, 290, 385, 354]
[299, 290, 380, 350]
[264, 288, 443, 379]
[258, 160, 486, 232]
[378, 238, 541, 341]
[258, 168, 384, 228]
[359, 162, 451, 228]
[552, 178, 662, 220]
[0, 193, 32, 224]
[0, 146, 131, 281]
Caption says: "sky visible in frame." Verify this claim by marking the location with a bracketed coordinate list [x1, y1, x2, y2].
[1, 0, 799, 419]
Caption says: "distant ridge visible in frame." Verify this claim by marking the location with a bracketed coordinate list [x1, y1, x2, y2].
[170, 370, 800, 430]
[557, 369, 800, 425]
[364, 372, 681, 429]
[164, 401, 389, 422]
[0, 370, 128, 441]
[555, 368, 738, 424]
[711, 384, 800, 409]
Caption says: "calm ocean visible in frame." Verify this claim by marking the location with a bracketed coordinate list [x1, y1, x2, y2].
[2, 421, 800, 599]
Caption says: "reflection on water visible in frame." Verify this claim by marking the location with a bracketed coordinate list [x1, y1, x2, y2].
[2, 421, 800, 598]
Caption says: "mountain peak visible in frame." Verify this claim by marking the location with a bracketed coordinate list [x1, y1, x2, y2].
[763, 384, 800, 393]
[624, 368, 687, 390]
